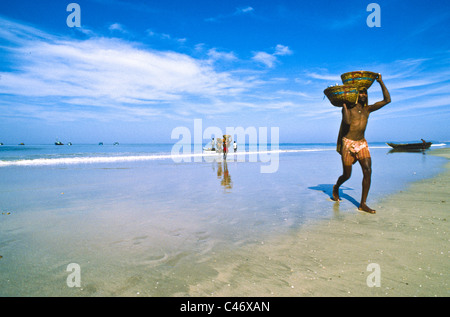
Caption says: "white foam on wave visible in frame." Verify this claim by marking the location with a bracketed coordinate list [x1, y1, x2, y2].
[0, 153, 180, 167]
[4, 144, 445, 168]
[0, 148, 336, 167]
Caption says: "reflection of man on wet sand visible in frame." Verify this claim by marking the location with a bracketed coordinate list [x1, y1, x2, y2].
[221, 161, 232, 189]
[216, 161, 232, 189]
[332, 74, 391, 214]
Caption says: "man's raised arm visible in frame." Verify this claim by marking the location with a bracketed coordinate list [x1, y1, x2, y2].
[369, 74, 391, 112]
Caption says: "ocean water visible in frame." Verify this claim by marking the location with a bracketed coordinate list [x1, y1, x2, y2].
[0, 142, 447, 296]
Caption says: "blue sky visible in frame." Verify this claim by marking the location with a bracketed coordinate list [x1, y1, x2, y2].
[0, 0, 449, 144]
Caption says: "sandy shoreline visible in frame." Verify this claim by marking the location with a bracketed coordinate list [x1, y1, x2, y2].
[0, 147, 448, 297]
[190, 148, 449, 297]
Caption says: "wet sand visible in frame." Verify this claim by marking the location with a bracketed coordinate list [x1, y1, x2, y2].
[190, 148, 449, 296]
[0, 147, 448, 297]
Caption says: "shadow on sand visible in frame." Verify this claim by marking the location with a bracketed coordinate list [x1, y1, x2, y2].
[308, 184, 359, 208]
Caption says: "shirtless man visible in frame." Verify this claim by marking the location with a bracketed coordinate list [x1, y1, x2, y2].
[332, 74, 391, 213]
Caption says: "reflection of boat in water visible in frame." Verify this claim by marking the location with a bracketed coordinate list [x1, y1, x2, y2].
[386, 141, 432, 151]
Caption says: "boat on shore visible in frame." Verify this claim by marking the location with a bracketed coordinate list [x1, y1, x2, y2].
[386, 140, 432, 151]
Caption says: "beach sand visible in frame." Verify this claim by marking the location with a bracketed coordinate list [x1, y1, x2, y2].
[0, 147, 448, 297]
[190, 148, 449, 297]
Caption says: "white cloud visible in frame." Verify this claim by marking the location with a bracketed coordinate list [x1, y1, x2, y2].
[207, 48, 237, 63]
[235, 6, 254, 15]
[108, 23, 128, 34]
[252, 51, 277, 68]
[2, 38, 248, 100]
[0, 17, 266, 121]
[274, 44, 293, 56]
[205, 6, 255, 22]
[145, 28, 187, 44]
[252, 45, 293, 68]
[306, 72, 340, 82]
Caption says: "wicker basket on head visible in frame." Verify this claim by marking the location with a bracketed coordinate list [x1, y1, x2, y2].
[341, 71, 378, 89]
[324, 85, 359, 107]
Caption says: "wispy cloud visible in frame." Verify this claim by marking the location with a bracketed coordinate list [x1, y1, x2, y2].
[252, 51, 277, 68]
[0, 17, 261, 121]
[303, 57, 450, 122]
[252, 44, 293, 68]
[108, 23, 128, 34]
[207, 48, 238, 63]
[0, 11, 448, 137]
[205, 6, 255, 22]
[146, 28, 187, 44]
[273, 44, 293, 56]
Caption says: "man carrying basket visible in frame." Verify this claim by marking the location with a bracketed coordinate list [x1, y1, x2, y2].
[332, 74, 391, 214]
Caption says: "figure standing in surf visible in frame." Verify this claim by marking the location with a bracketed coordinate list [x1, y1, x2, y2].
[222, 135, 228, 160]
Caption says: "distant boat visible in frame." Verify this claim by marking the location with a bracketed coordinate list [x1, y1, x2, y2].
[55, 141, 64, 145]
[386, 141, 432, 150]
[0, 142, 3, 145]
[113, 142, 119, 145]
[99, 142, 103, 145]
[67, 142, 72, 146]
[19, 143, 25, 145]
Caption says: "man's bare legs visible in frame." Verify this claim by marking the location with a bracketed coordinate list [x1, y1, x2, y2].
[358, 158, 375, 213]
[333, 162, 352, 202]
[333, 157, 376, 214]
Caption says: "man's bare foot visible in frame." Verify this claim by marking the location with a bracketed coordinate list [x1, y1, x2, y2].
[332, 185, 341, 201]
[358, 203, 376, 214]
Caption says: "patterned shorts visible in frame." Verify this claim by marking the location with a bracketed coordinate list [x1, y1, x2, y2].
[341, 137, 371, 165]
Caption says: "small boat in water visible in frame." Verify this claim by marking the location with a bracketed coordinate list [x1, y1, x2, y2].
[386, 140, 432, 151]
[55, 141, 64, 145]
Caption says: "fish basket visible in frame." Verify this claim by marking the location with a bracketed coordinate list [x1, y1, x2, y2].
[324, 85, 359, 107]
[341, 71, 378, 89]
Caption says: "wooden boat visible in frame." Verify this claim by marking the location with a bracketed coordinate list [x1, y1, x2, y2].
[386, 141, 432, 150]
